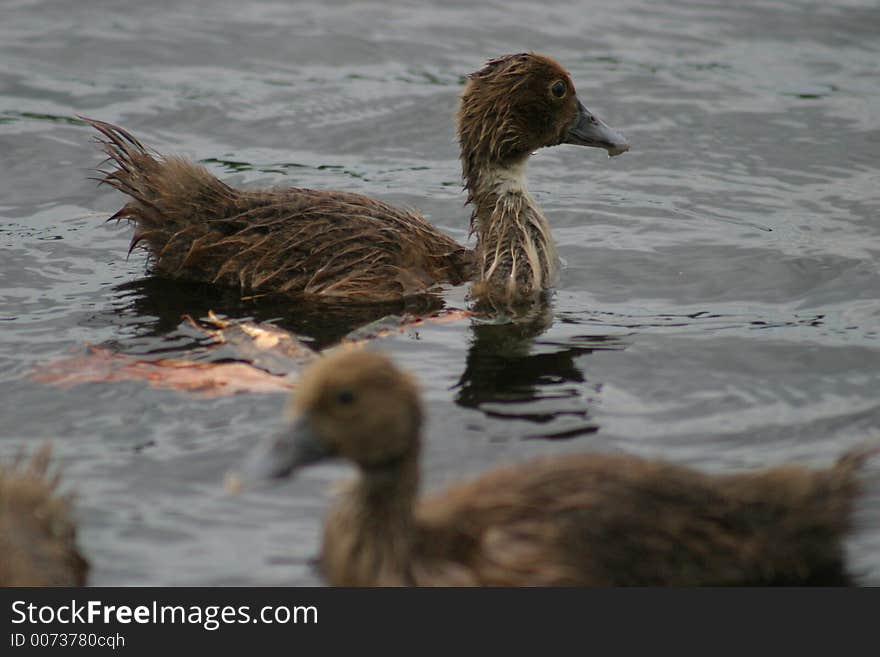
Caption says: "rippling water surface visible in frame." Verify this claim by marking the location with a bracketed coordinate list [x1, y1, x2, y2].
[2, 0, 879, 584]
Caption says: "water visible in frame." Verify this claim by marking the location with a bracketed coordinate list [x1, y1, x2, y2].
[1, 0, 879, 585]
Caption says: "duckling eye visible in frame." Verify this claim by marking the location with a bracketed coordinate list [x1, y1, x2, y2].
[336, 389, 356, 405]
[550, 80, 567, 99]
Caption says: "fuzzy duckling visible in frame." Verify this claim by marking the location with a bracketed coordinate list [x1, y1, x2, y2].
[0, 445, 89, 586]
[231, 350, 880, 587]
[83, 52, 628, 304]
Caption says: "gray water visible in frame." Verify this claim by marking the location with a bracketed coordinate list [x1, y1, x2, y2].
[1, 0, 879, 585]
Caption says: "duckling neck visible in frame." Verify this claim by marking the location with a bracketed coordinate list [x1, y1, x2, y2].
[465, 159, 559, 300]
[323, 455, 420, 585]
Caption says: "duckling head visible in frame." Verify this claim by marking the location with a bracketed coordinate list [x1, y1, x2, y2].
[457, 52, 629, 195]
[233, 350, 422, 485]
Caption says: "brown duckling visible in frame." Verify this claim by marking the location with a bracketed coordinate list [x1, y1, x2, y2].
[231, 349, 880, 586]
[83, 52, 628, 304]
[0, 445, 89, 586]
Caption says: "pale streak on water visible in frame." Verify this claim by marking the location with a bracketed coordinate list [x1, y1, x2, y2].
[1, 0, 879, 584]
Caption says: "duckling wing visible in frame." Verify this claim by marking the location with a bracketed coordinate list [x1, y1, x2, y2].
[84, 118, 473, 301]
[163, 186, 472, 301]
[415, 455, 623, 585]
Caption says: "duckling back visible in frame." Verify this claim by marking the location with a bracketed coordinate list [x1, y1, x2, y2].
[0, 446, 88, 586]
[83, 117, 473, 302]
[414, 450, 872, 586]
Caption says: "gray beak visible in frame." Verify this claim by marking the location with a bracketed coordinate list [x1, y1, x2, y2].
[564, 100, 630, 157]
[225, 415, 331, 492]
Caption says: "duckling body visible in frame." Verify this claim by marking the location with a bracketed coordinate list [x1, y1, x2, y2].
[236, 350, 879, 587]
[324, 453, 860, 586]
[0, 446, 89, 586]
[84, 53, 628, 303]
[84, 120, 472, 301]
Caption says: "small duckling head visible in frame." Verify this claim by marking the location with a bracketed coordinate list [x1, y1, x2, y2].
[234, 350, 422, 485]
[457, 52, 629, 193]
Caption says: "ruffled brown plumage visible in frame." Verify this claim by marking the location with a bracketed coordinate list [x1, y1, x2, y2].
[82, 53, 628, 304]
[0, 445, 89, 586]
[232, 350, 879, 586]
[83, 117, 472, 301]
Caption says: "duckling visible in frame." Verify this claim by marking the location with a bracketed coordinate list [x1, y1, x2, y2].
[232, 349, 879, 586]
[83, 52, 628, 304]
[0, 445, 89, 586]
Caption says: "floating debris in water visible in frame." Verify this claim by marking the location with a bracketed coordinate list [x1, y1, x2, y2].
[31, 344, 297, 397]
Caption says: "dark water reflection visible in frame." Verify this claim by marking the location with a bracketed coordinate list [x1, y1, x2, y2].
[2, 0, 880, 585]
[113, 277, 449, 349]
[455, 301, 619, 439]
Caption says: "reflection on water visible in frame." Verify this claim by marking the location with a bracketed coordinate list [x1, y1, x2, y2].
[105, 281, 615, 442]
[455, 298, 619, 440]
[112, 277, 449, 349]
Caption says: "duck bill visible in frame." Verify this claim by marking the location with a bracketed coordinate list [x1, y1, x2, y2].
[564, 100, 630, 157]
[228, 415, 331, 489]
